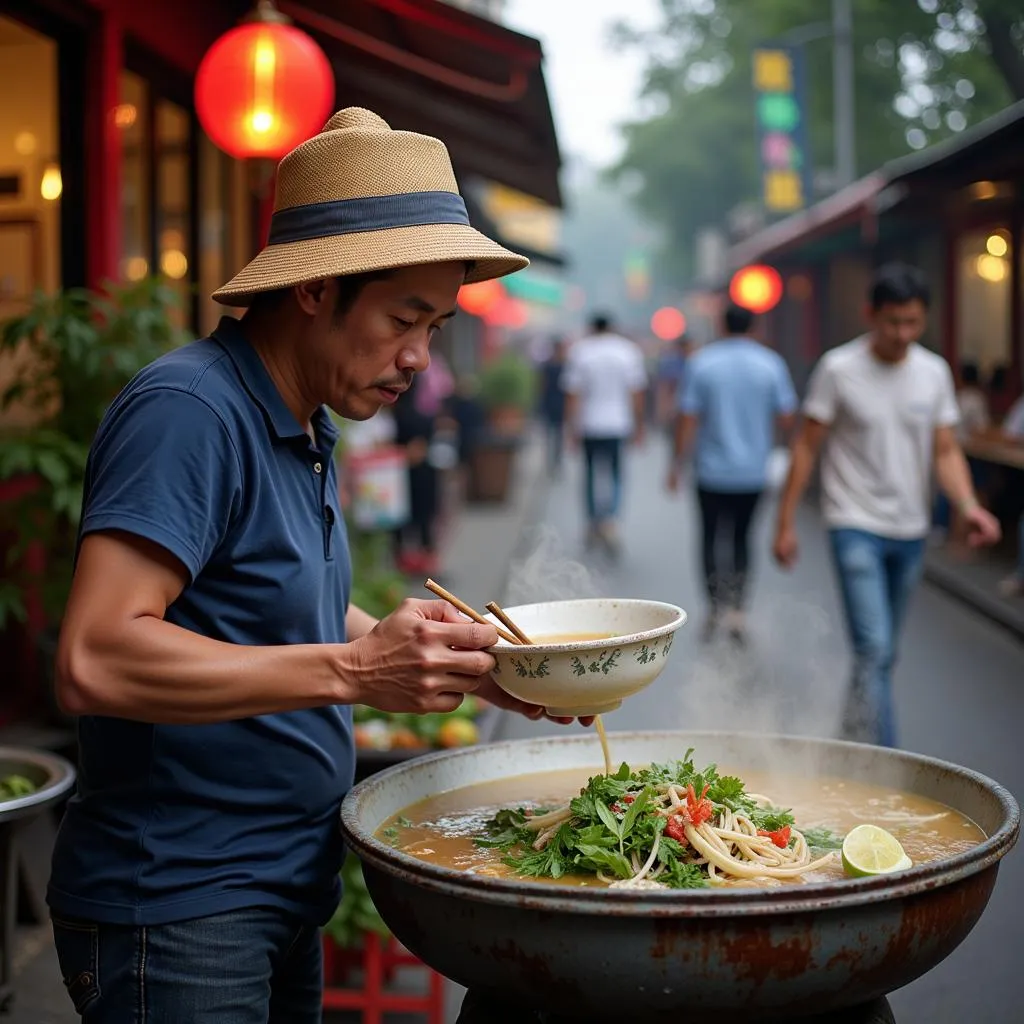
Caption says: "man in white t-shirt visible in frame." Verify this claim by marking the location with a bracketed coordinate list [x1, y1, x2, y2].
[773, 264, 1001, 747]
[562, 313, 648, 552]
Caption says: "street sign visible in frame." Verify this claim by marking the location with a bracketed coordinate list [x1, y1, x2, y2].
[752, 44, 812, 215]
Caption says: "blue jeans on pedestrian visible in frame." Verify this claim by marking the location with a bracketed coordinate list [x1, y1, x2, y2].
[828, 529, 926, 748]
[583, 437, 623, 523]
[50, 907, 323, 1022]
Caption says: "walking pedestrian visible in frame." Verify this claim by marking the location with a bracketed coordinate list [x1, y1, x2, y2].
[392, 374, 443, 576]
[562, 313, 647, 553]
[46, 107, 587, 1023]
[538, 335, 569, 475]
[667, 303, 796, 644]
[773, 263, 1001, 747]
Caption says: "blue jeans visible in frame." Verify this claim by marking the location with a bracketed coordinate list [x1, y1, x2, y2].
[50, 907, 322, 1022]
[829, 529, 926, 748]
[583, 437, 623, 522]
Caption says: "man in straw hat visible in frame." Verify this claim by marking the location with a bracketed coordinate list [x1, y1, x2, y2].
[47, 108, 584, 1022]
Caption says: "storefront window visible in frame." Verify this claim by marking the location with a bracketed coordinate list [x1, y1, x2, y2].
[956, 227, 1012, 378]
[119, 72, 150, 283]
[156, 100, 192, 326]
[0, 14, 60, 427]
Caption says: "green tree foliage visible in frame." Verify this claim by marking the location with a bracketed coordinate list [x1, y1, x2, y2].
[612, 0, 1022, 278]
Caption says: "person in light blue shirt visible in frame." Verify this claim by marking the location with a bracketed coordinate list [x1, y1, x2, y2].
[667, 303, 796, 642]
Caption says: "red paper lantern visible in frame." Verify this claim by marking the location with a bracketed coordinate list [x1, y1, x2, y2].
[650, 306, 687, 341]
[729, 264, 784, 315]
[457, 280, 504, 317]
[196, 5, 335, 160]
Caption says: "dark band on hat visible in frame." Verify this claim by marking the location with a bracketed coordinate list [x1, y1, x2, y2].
[268, 191, 470, 245]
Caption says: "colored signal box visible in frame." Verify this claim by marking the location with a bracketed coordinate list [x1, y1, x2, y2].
[752, 45, 811, 215]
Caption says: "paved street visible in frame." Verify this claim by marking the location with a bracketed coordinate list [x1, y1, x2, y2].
[497, 435, 1024, 1024]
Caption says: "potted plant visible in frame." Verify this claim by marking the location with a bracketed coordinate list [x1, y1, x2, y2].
[0, 279, 187, 716]
[468, 350, 536, 503]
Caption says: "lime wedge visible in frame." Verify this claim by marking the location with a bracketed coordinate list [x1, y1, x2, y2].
[842, 824, 913, 878]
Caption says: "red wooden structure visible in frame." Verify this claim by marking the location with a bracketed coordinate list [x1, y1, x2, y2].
[321, 932, 445, 1024]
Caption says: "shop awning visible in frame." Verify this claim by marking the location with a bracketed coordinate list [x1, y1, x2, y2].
[885, 99, 1024, 189]
[278, 0, 563, 208]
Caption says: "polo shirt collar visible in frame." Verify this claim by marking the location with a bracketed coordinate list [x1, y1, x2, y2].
[212, 317, 340, 450]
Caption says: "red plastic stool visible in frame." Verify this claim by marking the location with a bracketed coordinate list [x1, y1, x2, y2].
[321, 931, 445, 1024]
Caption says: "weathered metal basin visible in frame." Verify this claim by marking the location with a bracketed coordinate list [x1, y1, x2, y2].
[0, 745, 76, 825]
[340, 731, 1020, 1020]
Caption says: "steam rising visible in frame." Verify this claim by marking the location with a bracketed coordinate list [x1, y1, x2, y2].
[502, 520, 857, 751]
[504, 524, 604, 608]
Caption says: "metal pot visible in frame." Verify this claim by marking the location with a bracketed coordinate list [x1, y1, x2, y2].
[0, 745, 76, 825]
[340, 731, 1020, 1020]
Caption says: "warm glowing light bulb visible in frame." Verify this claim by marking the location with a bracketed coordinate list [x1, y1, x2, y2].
[40, 164, 62, 201]
[986, 234, 1008, 258]
[114, 104, 138, 129]
[250, 109, 275, 134]
[124, 256, 149, 282]
[14, 131, 36, 156]
[160, 249, 189, 280]
[975, 254, 1007, 283]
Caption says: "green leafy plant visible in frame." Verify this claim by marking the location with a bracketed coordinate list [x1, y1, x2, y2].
[322, 852, 391, 950]
[477, 350, 536, 412]
[0, 279, 188, 627]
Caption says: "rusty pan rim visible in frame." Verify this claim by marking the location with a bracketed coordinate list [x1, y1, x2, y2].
[341, 730, 1020, 918]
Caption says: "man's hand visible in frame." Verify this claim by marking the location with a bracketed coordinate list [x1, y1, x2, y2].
[343, 599, 496, 713]
[666, 466, 682, 494]
[961, 502, 1002, 548]
[773, 525, 799, 569]
[473, 676, 595, 727]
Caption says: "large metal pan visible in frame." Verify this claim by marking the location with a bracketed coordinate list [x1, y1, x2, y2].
[340, 731, 1019, 1020]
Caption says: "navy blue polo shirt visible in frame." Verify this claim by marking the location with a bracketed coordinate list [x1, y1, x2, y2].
[48, 316, 355, 927]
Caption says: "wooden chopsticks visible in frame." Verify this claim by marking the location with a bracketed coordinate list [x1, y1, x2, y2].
[423, 579, 532, 647]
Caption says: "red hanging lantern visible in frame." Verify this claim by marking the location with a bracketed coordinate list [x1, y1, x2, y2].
[196, 1, 335, 160]
[729, 264, 784, 315]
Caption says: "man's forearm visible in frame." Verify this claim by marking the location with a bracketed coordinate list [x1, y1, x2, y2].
[672, 414, 697, 465]
[935, 446, 977, 509]
[57, 617, 352, 725]
[346, 603, 379, 641]
[776, 435, 817, 529]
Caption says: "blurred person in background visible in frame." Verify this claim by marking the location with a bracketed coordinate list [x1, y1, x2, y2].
[563, 313, 647, 554]
[667, 304, 796, 644]
[538, 335, 569, 475]
[997, 393, 1024, 599]
[933, 362, 992, 544]
[773, 263, 1001, 748]
[655, 334, 694, 431]
[392, 373, 443, 576]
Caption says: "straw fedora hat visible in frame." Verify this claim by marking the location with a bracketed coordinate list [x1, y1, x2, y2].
[213, 107, 529, 306]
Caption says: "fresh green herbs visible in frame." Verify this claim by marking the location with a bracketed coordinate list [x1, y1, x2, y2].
[476, 753, 816, 890]
[801, 826, 844, 852]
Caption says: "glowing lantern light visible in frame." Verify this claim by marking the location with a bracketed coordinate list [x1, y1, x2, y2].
[40, 163, 62, 202]
[730, 264, 784, 315]
[457, 279, 504, 317]
[195, 2, 334, 160]
[650, 306, 686, 341]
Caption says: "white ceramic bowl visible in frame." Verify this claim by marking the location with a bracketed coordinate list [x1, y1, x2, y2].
[485, 598, 687, 717]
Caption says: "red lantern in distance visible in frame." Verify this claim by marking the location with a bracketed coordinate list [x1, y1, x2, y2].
[729, 264, 784, 315]
[650, 306, 687, 341]
[457, 279, 504, 317]
[196, 3, 335, 160]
